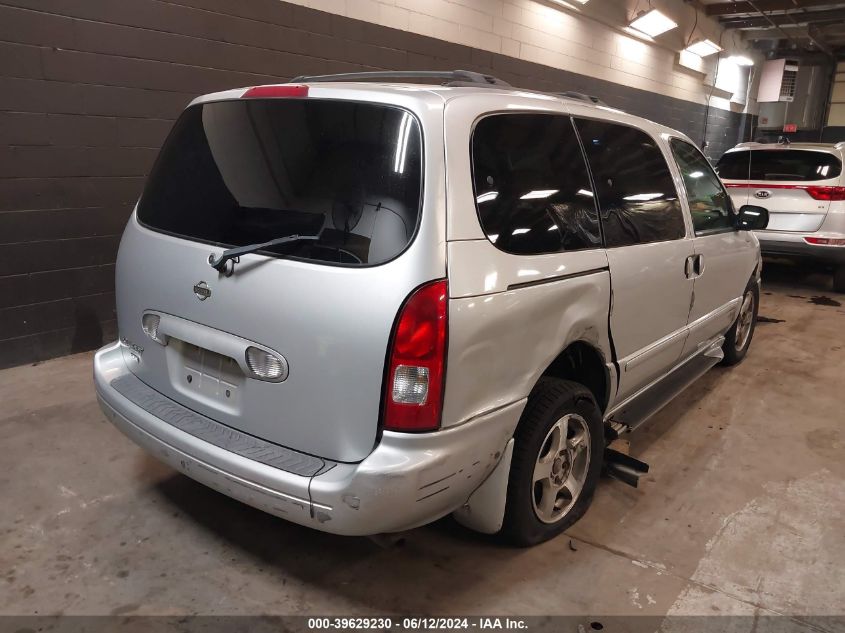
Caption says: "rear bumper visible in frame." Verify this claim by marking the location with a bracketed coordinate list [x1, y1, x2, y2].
[94, 342, 523, 536]
[756, 231, 845, 264]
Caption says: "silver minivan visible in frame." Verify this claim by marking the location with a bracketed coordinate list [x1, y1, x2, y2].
[94, 71, 768, 545]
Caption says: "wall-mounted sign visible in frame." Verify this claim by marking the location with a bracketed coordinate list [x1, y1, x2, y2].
[783, 123, 798, 133]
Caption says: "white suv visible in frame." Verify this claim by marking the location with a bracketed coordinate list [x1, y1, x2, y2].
[94, 71, 767, 545]
[717, 142, 845, 292]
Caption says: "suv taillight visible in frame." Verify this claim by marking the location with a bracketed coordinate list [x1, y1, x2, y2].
[804, 237, 845, 246]
[805, 186, 845, 201]
[383, 280, 448, 432]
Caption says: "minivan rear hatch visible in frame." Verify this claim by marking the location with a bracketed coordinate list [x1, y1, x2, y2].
[716, 148, 843, 232]
[115, 91, 435, 463]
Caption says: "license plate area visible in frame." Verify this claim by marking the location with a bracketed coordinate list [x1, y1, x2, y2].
[763, 212, 825, 232]
[166, 339, 245, 413]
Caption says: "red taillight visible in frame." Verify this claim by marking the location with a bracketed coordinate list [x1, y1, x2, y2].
[805, 186, 845, 201]
[804, 237, 845, 246]
[383, 280, 448, 432]
[724, 183, 845, 201]
[242, 84, 309, 99]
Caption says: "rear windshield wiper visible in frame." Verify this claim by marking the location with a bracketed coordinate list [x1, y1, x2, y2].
[208, 233, 320, 273]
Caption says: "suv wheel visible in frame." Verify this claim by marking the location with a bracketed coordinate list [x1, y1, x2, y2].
[501, 378, 604, 546]
[721, 279, 759, 366]
[834, 265, 845, 294]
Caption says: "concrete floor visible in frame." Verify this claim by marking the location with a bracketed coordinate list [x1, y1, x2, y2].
[1, 260, 843, 628]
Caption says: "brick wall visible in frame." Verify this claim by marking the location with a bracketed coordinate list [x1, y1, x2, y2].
[0, 0, 750, 369]
[282, 0, 745, 107]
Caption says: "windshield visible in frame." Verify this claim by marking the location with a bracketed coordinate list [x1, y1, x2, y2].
[137, 99, 423, 266]
[715, 149, 842, 182]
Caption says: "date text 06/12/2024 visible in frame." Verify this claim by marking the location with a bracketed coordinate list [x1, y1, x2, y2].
[307, 618, 529, 630]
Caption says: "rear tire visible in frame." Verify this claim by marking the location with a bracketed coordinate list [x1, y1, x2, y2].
[834, 265, 845, 294]
[501, 378, 604, 547]
[721, 279, 759, 366]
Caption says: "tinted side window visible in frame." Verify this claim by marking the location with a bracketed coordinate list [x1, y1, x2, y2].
[670, 139, 735, 234]
[471, 114, 600, 255]
[575, 119, 685, 247]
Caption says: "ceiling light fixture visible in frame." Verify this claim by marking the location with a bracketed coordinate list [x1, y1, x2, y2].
[727, 54, 754, 66]
[628, 9, 678, 38]
[684, 38, 723, 57]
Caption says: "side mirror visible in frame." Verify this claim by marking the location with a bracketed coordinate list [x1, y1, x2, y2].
[736, 205, 769, 231]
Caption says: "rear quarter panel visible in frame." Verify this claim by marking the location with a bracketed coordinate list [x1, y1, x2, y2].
[441, 94, 615, 427]
[443, 240, 613, 427]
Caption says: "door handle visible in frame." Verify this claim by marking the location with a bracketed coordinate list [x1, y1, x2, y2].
[685, 255, 704, 279]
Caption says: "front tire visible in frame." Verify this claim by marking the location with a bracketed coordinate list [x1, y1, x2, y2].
[501, 378, 604, 547]
[721, 279, 759, 366]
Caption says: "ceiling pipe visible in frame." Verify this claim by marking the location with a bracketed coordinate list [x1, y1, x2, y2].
[779, 3, 834, 56]
[745, 0, 834, 57]
[744, 0, 804, 46]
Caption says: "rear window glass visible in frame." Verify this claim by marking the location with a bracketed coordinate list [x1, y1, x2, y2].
[138, 99, 423, 266]
[715, 149, 842, 182]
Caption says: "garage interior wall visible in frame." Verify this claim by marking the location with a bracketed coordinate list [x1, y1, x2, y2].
[825, 61, 845, 141]
[0, 0, 756, 369]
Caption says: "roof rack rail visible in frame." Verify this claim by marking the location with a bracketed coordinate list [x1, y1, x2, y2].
[291, 70, 511, 87]
[555, 91, 606, 106]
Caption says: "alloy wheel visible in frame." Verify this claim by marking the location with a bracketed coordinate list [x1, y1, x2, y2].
[531, 413, 591, 524]
[735, 290, 755, 351]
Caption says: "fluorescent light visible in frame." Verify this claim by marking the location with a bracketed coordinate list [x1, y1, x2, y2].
[549, 0, 585, 9]
[520, 189, 558, 200]
[623, 192, 664, 201]
[476, 191, 498, 203]
[393, 112, 411, 174]
[512, 228, 531, 235]
[727, 55, 754, 66]
[678, 49, 705, 72]
[624, 26, 655, 43]
[688, 171, 704, 178]
[576, 189, 594, 197]
[628, 9, 677, 37]
[684, 39, 722, 57]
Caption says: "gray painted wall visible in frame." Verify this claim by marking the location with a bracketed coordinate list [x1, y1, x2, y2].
[0, 0, 750, 369]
